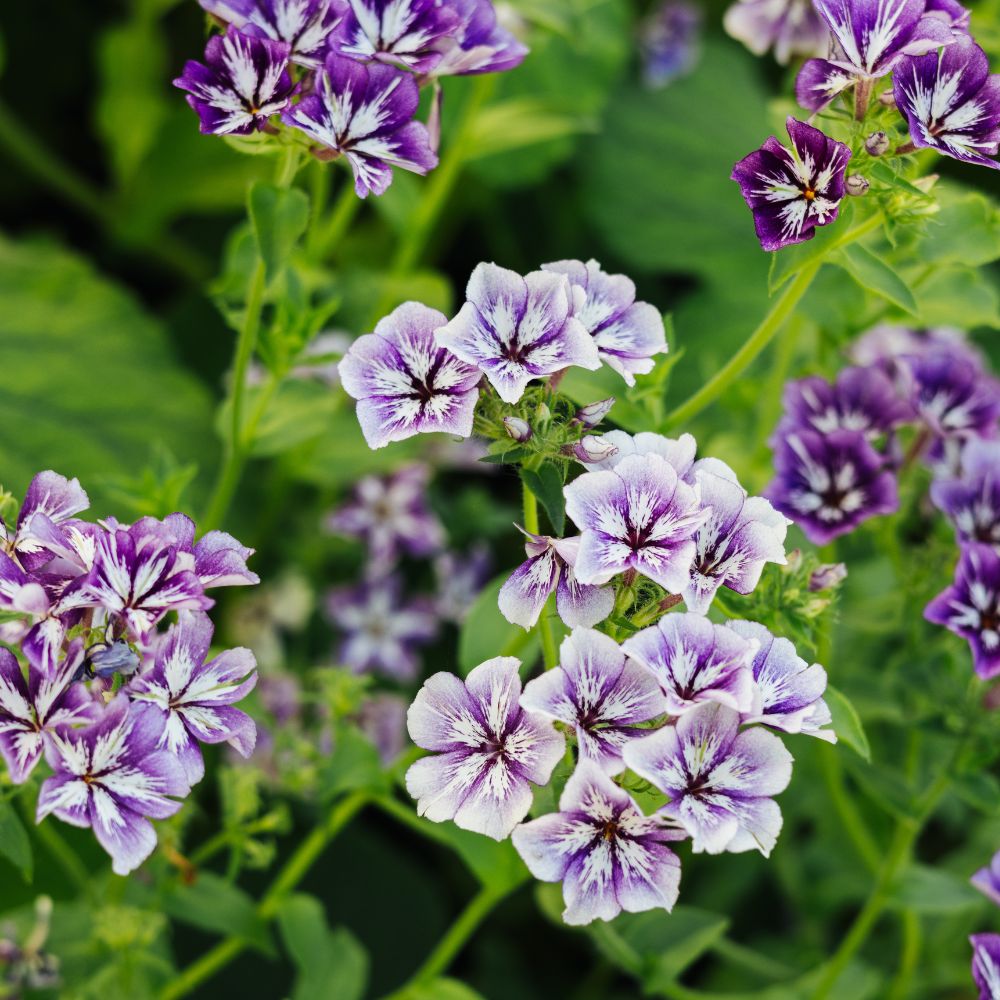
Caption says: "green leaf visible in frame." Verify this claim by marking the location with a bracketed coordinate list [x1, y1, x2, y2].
[906, 185, 1000, 266]
[393, 979, 486, 1000]
[888, 864, 984, 914]
[458, 574, 540, 676]
[434, 825, 529, 892]
[826, 685, 871, 762]
[162, 873, 272, 954]
[912, 266, 1000, 329]
[834, 244, 917, 316]
[248, 182, 310, 284]
[0, 801, 31, 881]
[520, 464, 565, 534]
[277, 894, 369, 1000]
[320, 723, 389, 800]
[952, 770, 1000, 815]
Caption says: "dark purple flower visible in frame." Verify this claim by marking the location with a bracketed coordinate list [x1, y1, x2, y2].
[903, 350, 1000, 441]
[405, 656, 564, 839]
[0, 471, 89, 573]
[972, 850, 1000, 907]
[765, 428, 899, 545]
[925, 0, 970, 32]
[850, 325, 985, 377]
[339, 302, 481, 448]
[724, 0, 827, 65]
[498, 532, 614, 630]
[325, 465, 445, 572]
[325, 575, 438, 680]
[173, 27, 296, 135]
[623, 701, 794, 856]
[931, 438, 1000, 545]
[894, 35, 1000, 170]
[732, 117, 851, 252]
[37, 697, 190, 875]
[925, 543, 1000, 678]
[435, 263, 601, 404]
[127, 612, 257, 785]
[430, 0, 528, 76]
[520, 628, 667, 774]
[640, 1, 702, 86]
[434, 544, 492, 624]
[198, 0, 345, 67]
[541, 259, 668, 386]
[332, 0, 461, 71]
[281, 53, 437, 197]
[512, 760, 685, 925]
[564, 454, 707, 591]
[971, 933, 1000, 999]
[795, 0, 954, 112]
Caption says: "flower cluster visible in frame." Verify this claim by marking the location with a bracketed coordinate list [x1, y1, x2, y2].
[0, 471, 259, 874]
[174, 0, 527, 196]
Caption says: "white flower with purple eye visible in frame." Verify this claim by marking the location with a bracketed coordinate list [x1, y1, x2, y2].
[931, 438, 1000, 546]
[725, 620, 835, 741]
[622, 613, 757, 717]
[512, 760, 685, 925]
[127, 612, 257, 786]
[282, 53, 438, 197]
[332, 0, 461, 71]
[685, 462, 789, 615]
[340, 302, 482, 449]
[405, 656, 564, 840]
[731, 117, 851, 253]
[430, 0, 528, 77]
[795, 0, 955, 113]
[37, 697, 190, 876]
[498, 532, 614, 631]
[972, 850, 1000, 907]
[576, 430, 698, 476]
[173, 27, 296, 135]
[520, 628, 667, 774]
[0, 471, 89, 572]
[434, 263, 601, 405]
[925, 543, 1000, 679]
[723, 0, 827, 65]
[894, 35, 1000, 170]
[563, 454, 708, 592]
[198, 0, 345, 67]
[972, 934, 1000, 1000]
[623, 701, 794, 856]
[541, 259, 668, 387]
[0, 644, 99, 784]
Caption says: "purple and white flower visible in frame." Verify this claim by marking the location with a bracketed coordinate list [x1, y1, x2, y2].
[282, 53, 437, 197]
[498, 532, 614, 630]
[520, 628, 667, 774]
[622, 613, 757, 717]
[972, 934, 1000, 1000]
[972, 849, 1000, 907]
[339, 302, 482, 449]
[765, 428, 899, 545]
[894, 35, 1000, 170]
[930, 438, 1000, 545]
[724, 0, 827, 65]
[0, 471, 89, 573]
[127, 612, 257, 785]
[640, 1, 702, 87]
[732, 117, 851, 252]
[405, 656, 564, 840]
[563, 454, 707, 591]
[434, 544, 492, 624]
[434, 263, 601, 405]
[725, 620, 835, 740]
[161, 514, 259, 590]
[430, 0, 528, 76]
[512, 760, 685, 925]
[174, 27, 296, 135]
[541, 259, 668, 387]
[576, 431, 697, 476]
[623, 701, 794, 856]
[356, 692, 409, 763]
[925, 543, 1000, 679]
[37, 697, 190, 875]
[850, 324, 985, 377]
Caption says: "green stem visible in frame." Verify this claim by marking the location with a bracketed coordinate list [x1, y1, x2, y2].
[159, 792, 368, 1000]
[711, 936, 794, 981]
[819, 745, 880, 873]
[521, 483, 559, 669]
[310, 174, 362, 263]
[887, 910, 921, 1000]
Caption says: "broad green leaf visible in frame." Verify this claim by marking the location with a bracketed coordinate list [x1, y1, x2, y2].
[912, 266, 1000, 329]
[0, 801, 31, 881]
[825, 685, 870, 762]
[834, 244, 917, 316]
[320, 724, 389, 800]
[465, 98, 596, 159]
[888, 864, 984, 914]
[227, 380, 342, 457]
[905, 185, 1000, 266]
[952, 770, 1000, 815]
[458, 573, 540, 676]
[248, 182, 310, 284]
[162, 873, 272, 954]
[520, 463, 565, 534]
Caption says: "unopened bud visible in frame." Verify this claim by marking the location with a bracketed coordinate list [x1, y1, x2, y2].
[846, 173, 869, 197]
[536, 402, 551, 423]
[878, 89, 896, 107]
[574, 397, 616, 427]
[570, 435, 619, 464]
[809, 562, 848, 592]
[503, 416, 532, 442]
[864, 131, 889, 156]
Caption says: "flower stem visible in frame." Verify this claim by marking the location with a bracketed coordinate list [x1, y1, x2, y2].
[819, 744, 880, 873]
[521, 482, 559, 669]
[309, 170, 361, 262]
[159, 791, 368, 1000]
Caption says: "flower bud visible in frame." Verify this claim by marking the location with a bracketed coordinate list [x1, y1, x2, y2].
[846, 174, 869, 197]
[570, 435, 619, 464]
[503, 416, 532, 442]
[864, 131, 889, 156]
[809, 562, 848, 592]
[878, 89, 896, 107]
[574, 397, 616, 427]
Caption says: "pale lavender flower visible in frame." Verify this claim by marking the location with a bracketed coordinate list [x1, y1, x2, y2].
[435, 263, 601, 405]
[127, 612, 257, 785]
[174, 27, 296, 135]
[356, 692, 408, 763]
[972, 850, 1000, 907]
[405, 656, 564, 839]
[563, 454, 707, 591]
[972, 934, 1000, 1000]
[725, 620, 835, 740]
[576, 431, 697, 476]
[622, 613, 757, 717]
[503, 416, 532, 441]
[512, 760, 685, 925]
[732, 117, 851, 252]
[498, 532, 614, 630]
[850, 325, 985, 376]
[571, 436, 620, 465]
[623, 701, 794, 856]
[809, 562, 847, 591]
[37, 697, 190, 875]
[332, 0, 461, 71]
[429, 0, 528, 77]
[640, 1, 702, 87]
[0, 471, 89, 573]
[434, 544, 492, 624]
[282, 53, 437, 197]
[931, 438, 1000, 546]
[339, 302, 482, 448]
[520, 628, 667, 774]
[724, 0, 827, 65]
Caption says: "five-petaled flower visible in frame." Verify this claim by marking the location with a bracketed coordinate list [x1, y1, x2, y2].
[0, 471, 90, 572]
